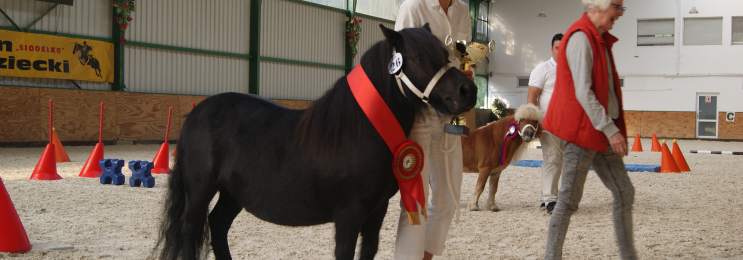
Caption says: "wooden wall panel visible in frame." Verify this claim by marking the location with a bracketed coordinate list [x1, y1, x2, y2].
[0, 87, 41, 142]
[2, 86, 739, 142]
[175, 96, 208, 140]
[116, 93, 180, 141]
[274, 100, 312, 110]
[39, 89, 117, 142]
[718, 112, 743, 139]
[664, 112, 695, 138]
[624, 111, 641, 137]
[640, 111, 665, 137]
[463, 109, 476, 131]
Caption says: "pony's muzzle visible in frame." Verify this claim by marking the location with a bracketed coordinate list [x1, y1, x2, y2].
[519, 124, 538, 142]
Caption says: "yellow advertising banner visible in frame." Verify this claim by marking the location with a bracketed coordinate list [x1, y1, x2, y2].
[0, 30, 114, 83]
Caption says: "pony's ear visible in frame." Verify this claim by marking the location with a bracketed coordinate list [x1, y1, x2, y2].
[380, 24, 404, 50]
[422, 23, 431, 33]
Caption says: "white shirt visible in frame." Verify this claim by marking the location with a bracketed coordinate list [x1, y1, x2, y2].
[395, 0, 472, 63]
[528, 57, 557, 115]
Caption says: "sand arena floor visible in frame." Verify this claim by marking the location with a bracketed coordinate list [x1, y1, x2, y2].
[0, 138, 742, 259]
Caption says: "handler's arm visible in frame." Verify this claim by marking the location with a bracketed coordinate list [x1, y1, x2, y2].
[527, 87, 541, 106]
[527, 62, 545, 106]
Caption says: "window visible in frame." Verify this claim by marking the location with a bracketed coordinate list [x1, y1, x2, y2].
[356, 0, 403, 21]
[733, 17, 743, 45]
[518, 77, 530, 87]
[637, 19, 674, 46]
[684, 17, 723, 46]
[475, 1, 489, 42]
[464, 0, 490, 42]
[619, 78, 624, 87]
[474, 76, 488, 108]
[303, 0, 346, 9]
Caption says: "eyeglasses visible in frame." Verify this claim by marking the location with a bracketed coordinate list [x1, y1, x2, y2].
[611, 3, 627, 13]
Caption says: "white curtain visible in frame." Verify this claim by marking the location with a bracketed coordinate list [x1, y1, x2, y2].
[684, 18, 723, 46]
[637, 19, 675, 46]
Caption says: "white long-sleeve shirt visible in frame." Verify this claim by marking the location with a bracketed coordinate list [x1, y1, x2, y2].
[566, 31, 620, 139]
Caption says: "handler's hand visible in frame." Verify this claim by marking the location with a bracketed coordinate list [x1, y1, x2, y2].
[609, 132, 628, 157]
[461, 69, 474, 80]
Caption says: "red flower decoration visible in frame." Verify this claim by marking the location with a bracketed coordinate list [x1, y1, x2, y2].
[121, 24, 128, 29]
[120, 39, 127, 44]
[127, 17, 132, 22]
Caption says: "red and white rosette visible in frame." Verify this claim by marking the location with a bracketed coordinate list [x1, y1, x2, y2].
[393, 141, 424, 181]
[393, 141, 427, 225]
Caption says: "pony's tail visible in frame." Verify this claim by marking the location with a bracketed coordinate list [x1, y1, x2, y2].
[152, 149, 210, 260]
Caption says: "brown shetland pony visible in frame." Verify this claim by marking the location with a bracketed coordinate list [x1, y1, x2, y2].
[462, 103, 542, 211]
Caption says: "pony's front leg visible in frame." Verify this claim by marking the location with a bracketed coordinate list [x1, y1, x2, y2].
[486, 171, 503, 211]
[358, 202, 388, 260]
[333, 209, 366, 260]
[468, 168, 491, 211]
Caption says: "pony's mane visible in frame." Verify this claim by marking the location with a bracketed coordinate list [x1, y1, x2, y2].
[294, 27, 444, 154]
[514, 103, 542, 121]
[478, 114, 515, 130]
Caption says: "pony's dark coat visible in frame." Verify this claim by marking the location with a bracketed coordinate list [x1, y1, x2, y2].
[156, 25, 476, 260]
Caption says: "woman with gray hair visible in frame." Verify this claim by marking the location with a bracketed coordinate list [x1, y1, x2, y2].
[541, 0, 637, 259]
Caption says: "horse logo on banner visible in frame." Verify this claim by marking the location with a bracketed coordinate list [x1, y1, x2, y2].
[72, 41, 102, 78]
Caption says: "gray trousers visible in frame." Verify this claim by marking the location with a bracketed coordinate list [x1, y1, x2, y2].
[544, 141, 637, 260]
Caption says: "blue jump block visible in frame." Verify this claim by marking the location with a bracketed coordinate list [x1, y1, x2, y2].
[515, 160, 661, 173]
[100, 159, 126, 185]
[129, 160, 155, 188]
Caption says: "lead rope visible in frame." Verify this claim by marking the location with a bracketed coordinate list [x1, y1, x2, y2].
[439, 129, 460, 224]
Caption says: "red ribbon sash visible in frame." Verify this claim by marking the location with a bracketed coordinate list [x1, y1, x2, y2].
[347, 65, 427, 225]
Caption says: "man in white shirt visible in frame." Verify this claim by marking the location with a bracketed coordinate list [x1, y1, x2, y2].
[527, 33, 563, 214]
[394, 0, 472, 259]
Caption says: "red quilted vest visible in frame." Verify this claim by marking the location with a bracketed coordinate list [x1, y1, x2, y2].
[542, 13, 626, 153]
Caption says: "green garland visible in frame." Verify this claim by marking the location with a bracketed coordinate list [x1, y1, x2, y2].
[491, 98, 508, 120]
[345, 17, 362, 59]
[112, 0, 136, 43]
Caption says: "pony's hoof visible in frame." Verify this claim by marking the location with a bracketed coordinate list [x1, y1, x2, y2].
[487, 204, 499, 212]
[489, 208, 500, 212]
[468, 204, 480, 211]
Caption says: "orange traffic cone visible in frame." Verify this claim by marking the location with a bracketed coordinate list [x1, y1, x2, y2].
[79, 143, 105, 177]
[51, 128, 70, 162]
[152, 142, 170, 174]
[631, 134, 643, 152]
[651, 134, 661, 152]
[660, 140, 680, 173]
[672, 140, 691, 172]
[30, 143, 62, 180]
[0, 177, 32, 253]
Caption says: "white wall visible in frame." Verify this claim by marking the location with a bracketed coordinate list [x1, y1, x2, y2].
[486, 0, 743, 113]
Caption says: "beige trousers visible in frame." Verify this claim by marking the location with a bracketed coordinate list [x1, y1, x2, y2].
[540, 130, 564, 204]
[394, 108, 463, 260]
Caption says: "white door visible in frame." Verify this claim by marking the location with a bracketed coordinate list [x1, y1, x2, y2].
[696, 93, 718, 138]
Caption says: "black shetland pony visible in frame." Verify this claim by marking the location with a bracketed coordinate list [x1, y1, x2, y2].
[156, 24, 477, 260]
